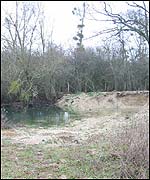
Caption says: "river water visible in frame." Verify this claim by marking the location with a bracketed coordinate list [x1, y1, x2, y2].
[2, 106, 71, 127]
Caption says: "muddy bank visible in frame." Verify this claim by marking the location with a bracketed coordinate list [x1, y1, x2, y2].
[56, 91, 149, 113]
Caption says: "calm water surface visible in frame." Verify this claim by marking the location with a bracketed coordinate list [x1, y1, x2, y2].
[3, 106, 71, 127]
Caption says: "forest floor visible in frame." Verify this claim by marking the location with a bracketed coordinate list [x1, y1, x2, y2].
[1, 91, 149, 179]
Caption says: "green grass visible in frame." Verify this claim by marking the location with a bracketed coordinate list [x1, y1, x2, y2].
[1, 139, 120, 179]
[68, 92, 83, 98]
[87, 91, 103, 97]
[67, 91, 103, 98]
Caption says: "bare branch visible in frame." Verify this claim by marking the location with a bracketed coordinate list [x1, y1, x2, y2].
[127, 1, 149, 13]
[84, 27, 118, 40]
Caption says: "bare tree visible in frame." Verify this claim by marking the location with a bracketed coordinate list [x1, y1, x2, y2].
[86, 1, 149, 45]
[72, 2, 88, 48]
[2, 2, 43, 105]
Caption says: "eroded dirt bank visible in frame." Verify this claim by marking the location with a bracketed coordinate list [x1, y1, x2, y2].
[1, 91, 149, 146]
[56, 91, 149, 112]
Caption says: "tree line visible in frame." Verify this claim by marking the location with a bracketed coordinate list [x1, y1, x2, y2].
[1, 1, 149, 106]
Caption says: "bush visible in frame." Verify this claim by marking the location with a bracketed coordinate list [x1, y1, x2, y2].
[112, 107, 149, 179]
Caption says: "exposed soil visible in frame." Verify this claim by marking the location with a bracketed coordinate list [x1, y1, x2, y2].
[1, 91, 149, 147]
[56, 91, 149, 112]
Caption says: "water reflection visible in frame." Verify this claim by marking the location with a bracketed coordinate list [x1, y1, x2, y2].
[3, 106, 71, 127]
[64, 112, 69, 122]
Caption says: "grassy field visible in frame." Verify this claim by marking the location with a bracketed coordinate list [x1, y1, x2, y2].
[1, 138, 120, 179]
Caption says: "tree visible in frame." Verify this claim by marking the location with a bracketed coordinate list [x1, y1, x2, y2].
[87, 1, 149, 45]
[72, 2, 88, 48]
[2, 2, 42, 105]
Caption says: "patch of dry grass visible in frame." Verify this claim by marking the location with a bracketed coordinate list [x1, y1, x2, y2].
[111, 107, 149, 179]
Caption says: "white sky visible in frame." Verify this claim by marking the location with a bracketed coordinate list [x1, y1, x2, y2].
[1, 1, 149, 49]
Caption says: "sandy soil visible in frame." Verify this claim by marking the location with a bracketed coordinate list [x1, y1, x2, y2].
[57, 91, 149, 112]
[1, 91, 149, 146]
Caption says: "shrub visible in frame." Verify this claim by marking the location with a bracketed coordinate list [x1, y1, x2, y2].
[112, 108, 149, 179]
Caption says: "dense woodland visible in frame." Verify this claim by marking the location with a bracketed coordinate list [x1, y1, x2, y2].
[1, 2, 149, 106]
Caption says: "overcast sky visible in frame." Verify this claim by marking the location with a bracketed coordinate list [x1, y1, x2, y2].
[1, 1, 149, 49]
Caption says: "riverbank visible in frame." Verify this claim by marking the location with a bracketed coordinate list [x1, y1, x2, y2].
[2, 91, 149, 146]
[56, 91, 149, 113]
[1, 91, 149, 179]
